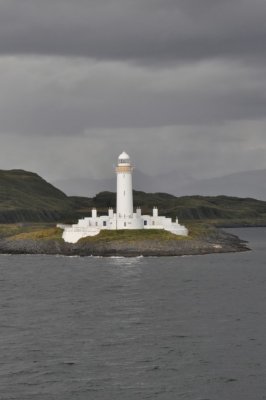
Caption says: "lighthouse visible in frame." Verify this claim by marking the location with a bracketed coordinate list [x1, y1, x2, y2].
[116, 151, 133, 218]
[60, 151, 188, 242]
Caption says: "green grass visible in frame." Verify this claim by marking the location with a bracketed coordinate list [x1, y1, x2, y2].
[0, 222, 221, 243]
[77, 226, 218, 243]
[78, 229, 188, 243]
[183, 222, 216, 239]
[0, 224, 24, 238]
[0, 223, 63, 241]
[78, 224, 217, 243]
[9, 227, 63, 241]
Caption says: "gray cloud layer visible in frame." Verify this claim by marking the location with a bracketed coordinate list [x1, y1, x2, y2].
[0, 0, 266, 194]
[0, 57, 265, 135]
[0, 0, 266, 63]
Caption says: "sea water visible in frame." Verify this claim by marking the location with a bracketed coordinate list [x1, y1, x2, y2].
[0, 228, 266, 400]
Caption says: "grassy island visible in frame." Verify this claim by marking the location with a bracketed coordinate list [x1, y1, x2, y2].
[0, 222, 217, 243]
[0, 221, 249, 257]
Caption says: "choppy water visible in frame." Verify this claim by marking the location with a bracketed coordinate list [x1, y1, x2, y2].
[0, 228, 266, 400]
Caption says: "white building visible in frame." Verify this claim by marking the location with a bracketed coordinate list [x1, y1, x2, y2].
[60, 152, 188, 243]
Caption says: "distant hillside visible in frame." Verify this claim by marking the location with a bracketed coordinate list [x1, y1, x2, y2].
[179, 169, 266, 200]
[0, 169, 72, 222]
[92, 191, 266, 226]
[1, 169, 266, 225]
[53, 168, 266, 200]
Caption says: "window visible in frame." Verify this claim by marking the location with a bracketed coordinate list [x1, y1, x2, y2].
[144, 220, 147, 226]
[124, 222, 127, 227]
[103, 221, 107, 226]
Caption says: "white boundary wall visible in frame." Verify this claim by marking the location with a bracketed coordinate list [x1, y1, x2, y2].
[60, 209, 188, 243]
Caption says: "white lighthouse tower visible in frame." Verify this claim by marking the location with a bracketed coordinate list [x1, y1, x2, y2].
[115, 151, 143, 229]
[116, 151, 133, 218]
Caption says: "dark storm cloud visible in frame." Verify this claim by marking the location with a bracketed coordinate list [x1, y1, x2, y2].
[0, 58, 265, 136]
[0, 0, 266, 63]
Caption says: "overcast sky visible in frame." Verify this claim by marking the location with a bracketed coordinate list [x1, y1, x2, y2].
[0, 0, 266, 187]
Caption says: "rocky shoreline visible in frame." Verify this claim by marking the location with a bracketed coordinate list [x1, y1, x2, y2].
[0, 229, 249, 257]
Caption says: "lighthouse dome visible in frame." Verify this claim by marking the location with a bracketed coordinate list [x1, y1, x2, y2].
[118, 151, 130, 160]
[118, 151, 131, 165]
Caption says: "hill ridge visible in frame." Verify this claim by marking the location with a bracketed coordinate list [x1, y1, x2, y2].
[0, 168, 266, 225]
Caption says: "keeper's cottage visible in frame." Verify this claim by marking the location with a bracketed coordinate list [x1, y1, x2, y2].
[60, 152, 188, 243]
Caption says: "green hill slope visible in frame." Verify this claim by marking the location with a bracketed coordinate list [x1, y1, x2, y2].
[0, 169, 72, 222]
[92, 191, 266, 226]
[0, 170, 266, 226]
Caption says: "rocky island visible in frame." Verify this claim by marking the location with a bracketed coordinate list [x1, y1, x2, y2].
[0, 224, 249, 257]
